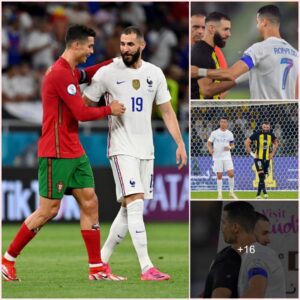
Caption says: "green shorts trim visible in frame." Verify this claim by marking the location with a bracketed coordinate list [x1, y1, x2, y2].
[38, 154, 95, 199]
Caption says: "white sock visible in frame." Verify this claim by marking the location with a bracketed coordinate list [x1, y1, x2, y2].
[4, 252, 16, 262]
[228, 177, 234, 193]
[127, 199, 153, 273]
[217, 179, 222, 193]
[101, 206, 128, 264]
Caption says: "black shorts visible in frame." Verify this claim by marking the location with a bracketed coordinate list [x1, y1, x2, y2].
[254, 159, 270, 175]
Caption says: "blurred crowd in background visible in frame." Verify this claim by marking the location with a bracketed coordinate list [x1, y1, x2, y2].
[2, 2, 189, 121]
[191, 103, 298, 157]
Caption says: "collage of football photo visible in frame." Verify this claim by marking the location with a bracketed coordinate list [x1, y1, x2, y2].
[1, 1, 299, 299]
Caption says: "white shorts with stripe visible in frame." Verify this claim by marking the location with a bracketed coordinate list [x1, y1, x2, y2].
[109, 155, 154, 202]
[213, 159, 234, 173]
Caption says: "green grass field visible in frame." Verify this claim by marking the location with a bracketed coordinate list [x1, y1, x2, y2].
[191, 191, 298, 200]
[2, 222, 188, 298]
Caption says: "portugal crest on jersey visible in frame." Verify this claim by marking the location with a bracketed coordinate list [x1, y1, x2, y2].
[132, 79, 140, 90]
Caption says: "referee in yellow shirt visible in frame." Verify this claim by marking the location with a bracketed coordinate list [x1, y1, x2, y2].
[245, 122, 279, 199]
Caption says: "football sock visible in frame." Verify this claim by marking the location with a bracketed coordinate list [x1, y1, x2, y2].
[127, 199, 153, 273]
[217, 179, 222, 193]
[81, 227, 103, 266]
[257, 173, 265, 196]
[5, 222, 37, 260]
[228, 177, 234, 192]
[101, 206, 128, 263]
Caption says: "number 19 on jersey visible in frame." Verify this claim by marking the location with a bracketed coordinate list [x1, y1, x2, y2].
[131, 97, 143, 112]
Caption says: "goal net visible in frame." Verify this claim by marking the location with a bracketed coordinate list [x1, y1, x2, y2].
[191, 101, 298, 191]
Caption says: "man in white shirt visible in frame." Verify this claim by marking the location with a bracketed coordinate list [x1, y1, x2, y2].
[191, 4, 298, 99]
[207, 117, 237, 200]
[83, 26, 187, 281]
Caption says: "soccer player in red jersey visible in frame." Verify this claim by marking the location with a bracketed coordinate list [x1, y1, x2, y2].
[2, 24, 126, 281]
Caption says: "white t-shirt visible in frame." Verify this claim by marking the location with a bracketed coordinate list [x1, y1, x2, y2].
[241, 37, 298, 99]
[208, 129, 234, 161]
[238, 243, 286, 298]
[83, 57, 171, 159]
[26, 30, 55, 68]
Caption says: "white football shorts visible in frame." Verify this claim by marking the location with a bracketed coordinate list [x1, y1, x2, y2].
[109, 155, 154, 202]
[213, 159, 234, 173]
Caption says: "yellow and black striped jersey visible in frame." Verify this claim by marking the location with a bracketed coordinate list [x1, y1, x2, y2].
[250, 130, 277, 160]
[191, 40, 220, 100]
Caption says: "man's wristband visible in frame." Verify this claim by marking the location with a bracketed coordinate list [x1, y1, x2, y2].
[198, 68, 208, 77]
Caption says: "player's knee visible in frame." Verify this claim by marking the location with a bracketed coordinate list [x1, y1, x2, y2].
[82, 191, 98, 211]
[49, 205, 60, 219]
[227, 170, 234, 177]
[39, 203, 60, 221]
[258, 172, 265, 180]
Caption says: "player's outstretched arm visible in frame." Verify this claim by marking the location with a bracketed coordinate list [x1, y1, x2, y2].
[83, 95, 125, 116]
[192, 60, 249, 81]
[75, 59, 113, 84]
[197, 77, 236, 99]
[241, 275, 267, 298]
[159, 101, 187, 170]
[211, 287, 232, 298]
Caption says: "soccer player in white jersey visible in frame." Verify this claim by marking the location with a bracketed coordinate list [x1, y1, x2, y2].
[207, 117, 237, 200]
[83, 26, 187, 281]
[222, 202, 286, 298]
[191, 5, 299, 99]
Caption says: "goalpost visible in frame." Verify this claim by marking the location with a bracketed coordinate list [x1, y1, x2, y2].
[190, 101, 298, 192]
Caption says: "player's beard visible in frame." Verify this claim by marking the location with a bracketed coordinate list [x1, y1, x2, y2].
[121, 48, 141, 67]
[214, 32, 226, 48]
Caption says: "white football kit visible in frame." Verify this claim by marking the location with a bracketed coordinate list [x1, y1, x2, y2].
[83, 57, 171, 201]
[238, 242, 286, 298]
[208, 129, 234, 172]
[241, 37, 298, 99]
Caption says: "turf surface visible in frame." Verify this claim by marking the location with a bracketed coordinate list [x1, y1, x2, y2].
[2, 223, 188, 298]
[191, 191, 298, 200]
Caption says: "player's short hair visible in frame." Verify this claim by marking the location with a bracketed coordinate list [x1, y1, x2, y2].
[255, 211, 270, 223]
[223, 201, 256, 233]
[205, 12, 230, 24]
[262, 121, 270, 126]
[122, 26, 144, 40]
[191, 13, 206, 18]
[219, 116, 228, 121]
[257, 5, 281, 25]
[65, 24, 96, 47]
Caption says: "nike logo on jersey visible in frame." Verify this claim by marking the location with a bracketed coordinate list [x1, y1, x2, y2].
[136, 230, 145, 233]
[116, 81, 125, 84]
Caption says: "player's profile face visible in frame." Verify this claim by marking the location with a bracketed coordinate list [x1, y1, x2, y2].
[254, 220, 271, 246]
[191, 15, 206, 43]
[221, 212, 236, 244]
[77, 36, 94, 63]
[256, 15, 264, 36]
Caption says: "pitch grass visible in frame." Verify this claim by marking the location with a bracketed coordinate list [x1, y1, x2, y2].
[2, 222, 188, 298]
[191, 191, 298, 200]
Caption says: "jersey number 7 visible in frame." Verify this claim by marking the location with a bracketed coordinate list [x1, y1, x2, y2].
[280, 58, 293, 90]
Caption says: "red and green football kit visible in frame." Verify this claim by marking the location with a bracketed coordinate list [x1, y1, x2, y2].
[38, 57, 112, 199]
